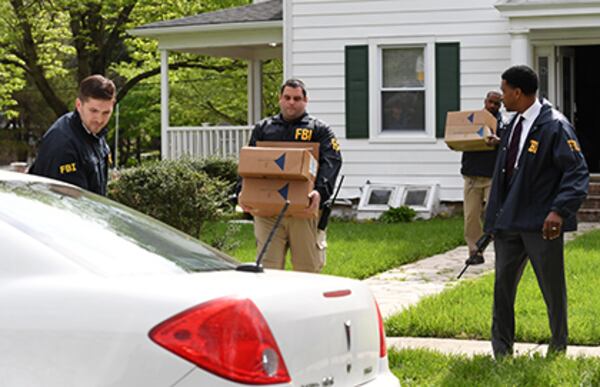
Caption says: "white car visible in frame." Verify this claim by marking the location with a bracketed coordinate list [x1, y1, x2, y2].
[0, 171, 399, 387]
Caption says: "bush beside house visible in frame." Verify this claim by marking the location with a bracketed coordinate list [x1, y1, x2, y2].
[108, 157, 237, 237]
[379, 206, 417, 223]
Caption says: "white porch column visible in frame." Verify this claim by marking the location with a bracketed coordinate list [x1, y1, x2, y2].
[509, 29, 532, 67]
[160, 49, 170, 160]
[247, 59, 263, 125]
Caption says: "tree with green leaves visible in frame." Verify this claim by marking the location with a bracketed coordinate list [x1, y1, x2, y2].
[0, 0, 252, 117]
[0, 0, 282, 165]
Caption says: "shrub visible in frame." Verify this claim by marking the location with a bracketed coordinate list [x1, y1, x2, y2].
[188, 156, 238, 187]
[187, 156, 239, 200]
[379, 206, 417, 223]
[108, 158, 231, 237]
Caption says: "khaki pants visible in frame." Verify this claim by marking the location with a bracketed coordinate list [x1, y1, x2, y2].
[463, 175, 492, 254]
[254, 215, 326, 273]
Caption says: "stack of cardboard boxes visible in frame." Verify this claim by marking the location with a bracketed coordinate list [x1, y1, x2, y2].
[238, 142, 319, 218]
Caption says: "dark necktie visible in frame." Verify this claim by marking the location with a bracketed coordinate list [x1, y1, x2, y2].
[505, 116, 524, 182]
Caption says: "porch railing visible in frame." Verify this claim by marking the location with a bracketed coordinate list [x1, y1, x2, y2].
[165, 125, 253, 160]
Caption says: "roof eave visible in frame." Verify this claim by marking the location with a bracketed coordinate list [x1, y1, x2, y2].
[129, 20, 282, 38]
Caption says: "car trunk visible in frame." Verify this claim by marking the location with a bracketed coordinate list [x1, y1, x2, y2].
[7, 268, 383, 386]
[188, 270, 382, 386]
[121, 269, 382, 385]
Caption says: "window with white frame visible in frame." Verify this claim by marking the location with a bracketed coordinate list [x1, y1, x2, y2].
[380, 47, 425, 132]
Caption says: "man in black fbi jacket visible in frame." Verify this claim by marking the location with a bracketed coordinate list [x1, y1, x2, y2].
[484, 65, 589, 359]
[240, 78, 342, 273]
[29, 75, 115, 195]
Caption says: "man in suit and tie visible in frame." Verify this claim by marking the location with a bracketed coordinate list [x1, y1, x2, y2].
[484, 65, 589, 359]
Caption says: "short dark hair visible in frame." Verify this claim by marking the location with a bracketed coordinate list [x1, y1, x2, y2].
[280, 78, 307, 97]
[486, 90, 502, 99]
[78, 75, 116, 101]
[501, 65, 538, 96]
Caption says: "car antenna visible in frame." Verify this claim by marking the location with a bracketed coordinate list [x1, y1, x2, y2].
[236, 200, 290, 273]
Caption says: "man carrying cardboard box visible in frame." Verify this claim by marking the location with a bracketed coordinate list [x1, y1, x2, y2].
[461, 91, 505, 262]
[239, 78, 342, 273]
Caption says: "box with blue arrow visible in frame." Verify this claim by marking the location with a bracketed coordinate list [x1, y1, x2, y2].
[238, 146, 319, 218]
[444, 109, 498, 151]
[238, 147, 318, 181]
[238, 178, 317, 218]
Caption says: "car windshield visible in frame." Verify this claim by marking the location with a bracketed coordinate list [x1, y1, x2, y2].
[0, 180, 238, 275]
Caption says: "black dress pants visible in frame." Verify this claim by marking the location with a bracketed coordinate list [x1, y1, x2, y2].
[492, 231, 567, 357]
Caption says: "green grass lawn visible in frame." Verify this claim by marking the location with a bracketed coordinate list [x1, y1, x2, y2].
[386, 230, 600, 345]
[202, 217, 464, 279]
[389, 348, 600, 386]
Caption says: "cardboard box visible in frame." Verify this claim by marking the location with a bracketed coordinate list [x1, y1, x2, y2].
[444, 110, 497, 151]
[240, 141, 321, 219]
[239, 178, 318, 218]
[238, 147, 318, 181]
[256, 141, 319, 161]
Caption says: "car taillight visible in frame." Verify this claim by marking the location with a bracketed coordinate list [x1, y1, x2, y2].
[375, 300, 387, 358]
[149, 297, 291, 385]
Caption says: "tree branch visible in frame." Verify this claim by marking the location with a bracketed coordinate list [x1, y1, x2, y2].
[69, 9, 91, 83]
[100, 1, 138, 68]
[116, 61, 243, 102]
[8, 47, 27, 63]
[10, 0, 68, 116]
[85, 2, 105, 75]
[0, 57, 29, 72]
[203, 100, 245, 125]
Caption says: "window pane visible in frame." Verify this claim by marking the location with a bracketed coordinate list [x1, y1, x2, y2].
[383, 48, 424, 88]
[404, 190, 428, 206]
[382, 91, 425, 131]
[368, 189, 392, 205]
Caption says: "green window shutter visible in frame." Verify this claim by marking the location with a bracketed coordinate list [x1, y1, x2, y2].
[435, 43, 460, 138]
[345, 45, 369, 139]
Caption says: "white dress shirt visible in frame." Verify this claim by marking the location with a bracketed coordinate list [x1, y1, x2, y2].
[507, 98, 542, 169]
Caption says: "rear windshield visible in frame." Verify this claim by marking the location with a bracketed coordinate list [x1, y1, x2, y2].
[0, 181, 238, 275]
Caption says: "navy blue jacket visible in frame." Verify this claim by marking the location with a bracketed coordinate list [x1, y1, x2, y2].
[484, 100, 589, 233]
[29, 111, 110, 195]
[247, 112, 342, 205]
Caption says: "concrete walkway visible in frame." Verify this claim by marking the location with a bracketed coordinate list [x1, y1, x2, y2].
[366, 222, 600, 357]
[387, 337, 600, 358]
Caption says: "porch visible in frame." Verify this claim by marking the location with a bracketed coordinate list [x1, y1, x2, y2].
[129, 0, 283, 160]
[165, 125, 252, 159]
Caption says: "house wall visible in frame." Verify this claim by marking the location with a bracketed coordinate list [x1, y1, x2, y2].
[285, 0, 512, 201]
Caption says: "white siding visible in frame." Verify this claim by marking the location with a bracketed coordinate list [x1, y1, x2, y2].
[287, 0, 511, 201]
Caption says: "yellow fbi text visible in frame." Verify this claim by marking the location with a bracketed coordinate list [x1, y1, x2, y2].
[331, 138, 341, 152]
[294, 128, 313, 141]
[528, 140, 539, 154]
[567, 139, 581, 152]
[59, 163, 77, 174]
